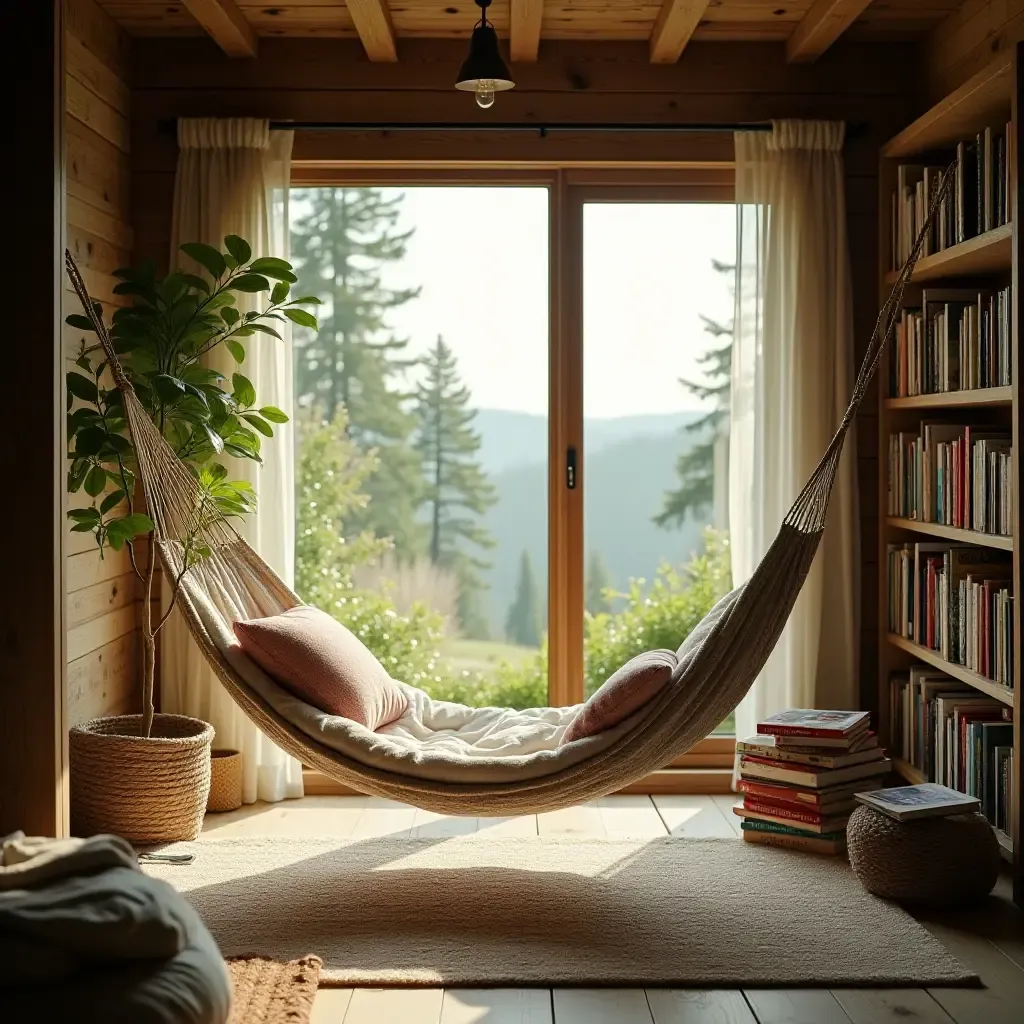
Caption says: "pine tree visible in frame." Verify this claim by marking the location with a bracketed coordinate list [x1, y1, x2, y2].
[655, 259, 734, 529]
[414, 336, 497, 639]
[291, 187, 425, 554]
[585, 549, 613, 615]
[505, 550, 542, 648]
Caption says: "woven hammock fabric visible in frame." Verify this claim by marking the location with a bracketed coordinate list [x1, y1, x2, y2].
[63, 169, 950, 814]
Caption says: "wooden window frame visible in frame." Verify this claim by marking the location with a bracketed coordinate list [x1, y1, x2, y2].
[291, 161, 736, 793]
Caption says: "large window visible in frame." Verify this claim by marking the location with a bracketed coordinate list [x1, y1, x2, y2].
[288, 174, 735, 735]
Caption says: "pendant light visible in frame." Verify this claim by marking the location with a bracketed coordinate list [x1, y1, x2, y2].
[455, 0, 514, 110]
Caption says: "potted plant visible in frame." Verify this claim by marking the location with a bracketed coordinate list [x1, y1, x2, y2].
[65, 236, 319, 842]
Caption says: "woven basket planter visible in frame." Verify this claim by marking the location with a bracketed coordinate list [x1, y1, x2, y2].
[847, 804, 999, 906]
[70, 714, 214, 843]
[207, 748, 243, 813]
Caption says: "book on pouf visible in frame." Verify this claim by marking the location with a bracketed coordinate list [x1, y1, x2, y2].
[854, 783, 980, 821]
[735, 709, 890, 855]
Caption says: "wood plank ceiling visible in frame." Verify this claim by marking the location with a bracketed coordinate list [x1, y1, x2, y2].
[101, 0, 964, 63]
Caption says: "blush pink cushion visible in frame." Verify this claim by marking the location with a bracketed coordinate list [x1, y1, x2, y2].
[232, 605, 408, 731]
[560, 649, 677, 745]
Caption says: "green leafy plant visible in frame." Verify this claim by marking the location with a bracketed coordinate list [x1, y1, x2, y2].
[66, 236, 320, 737]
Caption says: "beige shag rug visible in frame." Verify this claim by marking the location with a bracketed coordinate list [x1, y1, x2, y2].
[226, 955, 321, 1024]
[146, 836, 976, 988]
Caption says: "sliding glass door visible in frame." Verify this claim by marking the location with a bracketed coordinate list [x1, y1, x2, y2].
[288, 172, 735, 735]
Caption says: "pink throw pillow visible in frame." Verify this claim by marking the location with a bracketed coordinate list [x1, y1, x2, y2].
[560, 650, 677, 745]
[233, 605, 408, 731]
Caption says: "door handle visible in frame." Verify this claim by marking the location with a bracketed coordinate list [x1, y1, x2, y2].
[566, 446, 577, 490]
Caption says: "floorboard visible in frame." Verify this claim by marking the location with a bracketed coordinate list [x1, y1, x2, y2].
[439, 988, 553, 1023]
[552, 989, 653, 1024]
[652, 794, 736, 837]
[347, 797, 417, 840]
[596, 795, 668, 838]
[471, 815, 539, 838]
[343, 987, 444, 1024]
[646, 988, 756, 1023]
[309, 987, 354, 1024]
[742, 990, 853, 1024]
[830, 988, 955, 1023]
[711, 794, 744, 837]
[411, 808, 480, 838]
[536, 802, 607, 837]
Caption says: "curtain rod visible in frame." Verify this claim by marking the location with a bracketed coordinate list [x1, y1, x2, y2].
[159, 119, 778, 136]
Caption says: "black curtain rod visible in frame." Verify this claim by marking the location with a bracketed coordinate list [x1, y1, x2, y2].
[159, 119, 777, 136]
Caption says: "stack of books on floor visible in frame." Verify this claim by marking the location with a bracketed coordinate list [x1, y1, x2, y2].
[736, 710, 891, 855]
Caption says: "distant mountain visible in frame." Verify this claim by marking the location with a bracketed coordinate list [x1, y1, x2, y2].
[473, 408, 703, 477]
[469, 409, 710, 635]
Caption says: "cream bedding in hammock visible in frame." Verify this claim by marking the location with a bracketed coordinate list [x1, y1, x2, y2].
[186, 547, 671, 785]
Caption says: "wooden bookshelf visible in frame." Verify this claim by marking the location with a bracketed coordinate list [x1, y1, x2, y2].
[887, 634, 1014, 707]
[883, 222, 1012, 284]
[883, 385, 1012, 410]
[885, 517, 1014, 551]
[878, 48, 1021, 902]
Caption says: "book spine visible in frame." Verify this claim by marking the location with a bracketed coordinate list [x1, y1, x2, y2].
[743, 799, 827, 825]
[756, 723, 858, 739]
[742, 831, 844, 855]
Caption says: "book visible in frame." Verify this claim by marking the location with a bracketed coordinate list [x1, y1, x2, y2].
[737, 777, 881, 811]
[855, 783, 980, 821]
[738, 754, 891, 790]
[757, 709, 869, 739]
[739, 818, 847, 842]
[735, 734, 882, 769]
[742, 796, 859, 823]
[775, 728, 874, 751]
[734, 803, 850, 834]
[741, 829, 847, 856]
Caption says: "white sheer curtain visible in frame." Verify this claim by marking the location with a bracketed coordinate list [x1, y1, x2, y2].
[730, 120, 860, 746]
[162, 118, 303, 803]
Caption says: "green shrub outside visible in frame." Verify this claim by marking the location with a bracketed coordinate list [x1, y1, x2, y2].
[295, 414, 731, 709]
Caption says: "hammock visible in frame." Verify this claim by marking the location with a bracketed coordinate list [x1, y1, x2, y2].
[63, 174, 946, 815]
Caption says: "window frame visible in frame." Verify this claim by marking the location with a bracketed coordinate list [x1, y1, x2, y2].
[290, 162, 736, 789]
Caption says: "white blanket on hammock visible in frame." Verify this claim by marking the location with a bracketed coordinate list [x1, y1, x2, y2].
[379, 685, 580, 759]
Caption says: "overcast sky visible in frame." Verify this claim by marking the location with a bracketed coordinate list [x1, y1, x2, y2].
[296, 187, 736, 419]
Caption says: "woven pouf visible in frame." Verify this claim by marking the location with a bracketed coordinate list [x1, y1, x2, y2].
[208, 748, 244, 813]
[70, 713, 214, 843]
[847, 804, 999, 906]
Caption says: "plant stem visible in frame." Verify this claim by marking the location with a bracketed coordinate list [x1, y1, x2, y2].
[141, 533, 157, 738]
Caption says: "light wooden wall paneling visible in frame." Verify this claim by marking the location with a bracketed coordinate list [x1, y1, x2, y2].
[67, 544, 134, 594]
[67, 631, 140, 728]
[67, 602, 138, 662]
[66, 73, 130, 153]
[67, 570, 137, 629]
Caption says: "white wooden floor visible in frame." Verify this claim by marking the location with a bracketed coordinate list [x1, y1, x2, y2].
[201, 795, 1024, 1024]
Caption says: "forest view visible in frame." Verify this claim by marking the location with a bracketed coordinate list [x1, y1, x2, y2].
[289, 186, 735, 723]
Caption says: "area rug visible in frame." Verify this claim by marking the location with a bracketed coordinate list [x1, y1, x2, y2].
[145, 836, 977, 987]
[226, 955, 321, 1023]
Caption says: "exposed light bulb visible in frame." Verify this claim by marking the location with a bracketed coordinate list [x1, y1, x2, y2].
[475, 87, 495, 110]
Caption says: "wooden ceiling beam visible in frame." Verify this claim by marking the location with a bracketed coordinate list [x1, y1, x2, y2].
[345, 0, 398, 63]
[180, 0, 257, 58]
[649, 0, 711, 64]
[510, 0, 543, 63]
[786, 0, 874, 63]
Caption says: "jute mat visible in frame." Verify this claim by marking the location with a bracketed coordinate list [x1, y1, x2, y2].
[146, 836, 977, 988]
[227, 954, 321, 1023]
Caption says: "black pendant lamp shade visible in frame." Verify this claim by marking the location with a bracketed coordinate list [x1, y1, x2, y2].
[455, 0, 514, 109]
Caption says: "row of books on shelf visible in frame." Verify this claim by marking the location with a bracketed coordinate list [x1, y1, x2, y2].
[886, 542, 1014, 687]
[888, 287, 1012, 396]
[886, 421, 1013, 535]
[890, 667, 1015, 837]
[735, 710, 891, 856]
[890, 127, 1013, 270]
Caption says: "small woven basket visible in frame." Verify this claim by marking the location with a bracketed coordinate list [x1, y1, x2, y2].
[70, 713, 214, 843]
[207, 748, 243, 813]
[847, 804, 999, 906]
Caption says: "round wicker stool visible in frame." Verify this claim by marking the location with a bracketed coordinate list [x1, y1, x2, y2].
[847, 804, 999, 906]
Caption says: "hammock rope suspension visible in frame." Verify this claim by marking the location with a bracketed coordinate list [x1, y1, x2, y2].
[63, 164, 954, 815]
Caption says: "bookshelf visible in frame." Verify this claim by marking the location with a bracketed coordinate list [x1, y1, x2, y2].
[877, 47, 1021, 902]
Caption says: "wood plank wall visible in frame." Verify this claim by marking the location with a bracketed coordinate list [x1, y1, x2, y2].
[923, 0, 1024, 99]
[129, 37, 922, 716]
[65, 0, 141, 728]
